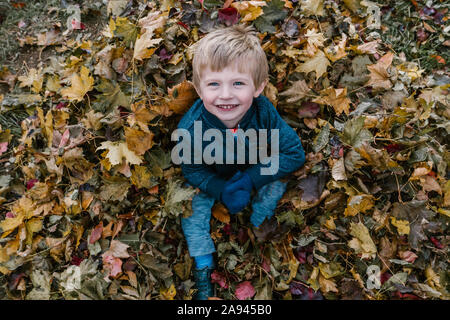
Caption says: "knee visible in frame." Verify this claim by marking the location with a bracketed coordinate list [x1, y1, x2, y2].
[256, 180, 287, 203]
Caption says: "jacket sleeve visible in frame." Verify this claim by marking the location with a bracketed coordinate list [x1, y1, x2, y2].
[176, 100, 227, 201]
[181, 162, 227, 201]
[244, 103, 305, 190]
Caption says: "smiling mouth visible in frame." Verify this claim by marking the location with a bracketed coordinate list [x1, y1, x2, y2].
[216, 104, 239, 110]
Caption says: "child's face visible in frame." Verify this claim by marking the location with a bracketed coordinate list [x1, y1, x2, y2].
[196, 65, 266, 128]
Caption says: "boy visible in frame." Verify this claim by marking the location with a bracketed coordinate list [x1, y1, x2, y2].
[174, 24, 305, 299]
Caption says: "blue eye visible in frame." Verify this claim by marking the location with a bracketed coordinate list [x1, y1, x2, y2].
[208, 82, 219, 86]
[234, 81, 244, 86]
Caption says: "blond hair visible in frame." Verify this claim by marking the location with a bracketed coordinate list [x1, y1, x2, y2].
[192, 24, 268, 91]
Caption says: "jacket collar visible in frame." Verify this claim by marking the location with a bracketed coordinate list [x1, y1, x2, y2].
[200, 96, 260, 130]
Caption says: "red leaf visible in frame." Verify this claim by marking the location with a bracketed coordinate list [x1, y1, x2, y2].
[261, 257, 271, 272]
[56, 102, 67, 110]
[393, 291, 422, 300]
[8, 272, 26, 290]
[223, 223, 232, 236]
[71, 19, 86, 30]
[11, 2, 26, 9]
[102, 255, 122, 278]
[298, 101, 320, 118]
[399, 250, 418, 263]
[148, 185, 159, 194]
[89, 222, 103, 244]
[384, 143, 402, 154]
[235, 281, 255, 300]
[177, 21, 189, 30]
[381, 272, 392, 285]
[0, 142, 8, 156]
[158, 48, 173, 61]
[58, 129, 70, 148]
[211, 270, 229, 289]
[26, 179, 39, 190]
[70, 256, 84, 266]
[430, 236, 443, 249]
[218, 7, 239, 26]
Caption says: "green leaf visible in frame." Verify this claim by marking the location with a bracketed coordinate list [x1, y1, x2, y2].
[253, 0, 288, 33]
[382, 272, 408, 291]
[162, 178, 197, 218]
[26, 270, 51, 300]
[318, 261, 345, 279]
[202, 0, 223, 10]
[1, 93, 42, 109]
[93, 79, 130, 113]
[114, 18, 138, 47]
[389, 259, 412, 266]
[340, 116, 373, 148]
[0, 175, 11, 188]
[276, 210, 304, 227]
[313, 123, 330, 153]
[295, 234, 317, 247]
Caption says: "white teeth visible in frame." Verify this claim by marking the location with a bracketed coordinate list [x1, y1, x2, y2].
[217, 104, 238, 109]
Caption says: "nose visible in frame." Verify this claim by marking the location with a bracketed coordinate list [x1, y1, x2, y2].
[218, 84, 233, 99]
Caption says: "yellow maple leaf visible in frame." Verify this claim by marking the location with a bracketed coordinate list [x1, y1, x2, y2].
[279, 79, 311, 103]
[425, 266, 442, 290]
[96, 141, 143, 166]
[319, 274, 339, 293]
[25, 217, 43, 245]
[348, 221, 377, 259]
[295, 50, 330, 81]
[46, 74, 61, 92]
[0, 239, 19, 264]
[307, 266, 320, 291]
[82, 110, 104, 131]
[366, 51, 394, 90]
[324, 33, 348, 62]
[390, 217, 410, 235]
[231, 1, 266, 22]
[396, 62, 424, 82]
[301, 0, 325, 16]
[18, 68, 43, 93]
[354, 39, 380, 55]
[305, 28, 326, 56]
[125, 127, 154, 156]
[36, 107, 53, 148]
[138, 10, 166, 33]
[344, 194, 374, 217]
[160, 283, 176, 300]
[313, 87, 351, 115]
[127, 100, 158, 132]
[131, 165, 153, 189]
[107, 0, 128, 16]
[133, 31, 162, 61]
[61, 66, 94, 102]
[0, 211, 25, 237]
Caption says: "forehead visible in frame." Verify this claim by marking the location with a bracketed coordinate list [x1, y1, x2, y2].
[200, 63, 254, 81]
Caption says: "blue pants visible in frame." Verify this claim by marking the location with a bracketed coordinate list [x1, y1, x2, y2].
[181, 180, 287, 257]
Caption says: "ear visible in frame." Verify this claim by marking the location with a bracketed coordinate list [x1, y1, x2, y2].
[254, 78, 268, 98]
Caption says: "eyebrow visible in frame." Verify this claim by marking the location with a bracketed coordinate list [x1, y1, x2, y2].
[203, 78, 249, 82]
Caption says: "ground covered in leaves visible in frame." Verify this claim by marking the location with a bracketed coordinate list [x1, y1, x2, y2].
[0, 0, 449, 300]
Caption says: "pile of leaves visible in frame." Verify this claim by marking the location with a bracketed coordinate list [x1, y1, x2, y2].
[0, 0, 448, 300]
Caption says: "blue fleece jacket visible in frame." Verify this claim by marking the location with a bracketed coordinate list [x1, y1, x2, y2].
[176, 95, 305, 201]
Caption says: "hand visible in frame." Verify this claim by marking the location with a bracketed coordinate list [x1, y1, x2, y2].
[221, 189, 251, 214]
[224, 171, 253, 194]
[220, 171, 253, 214]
